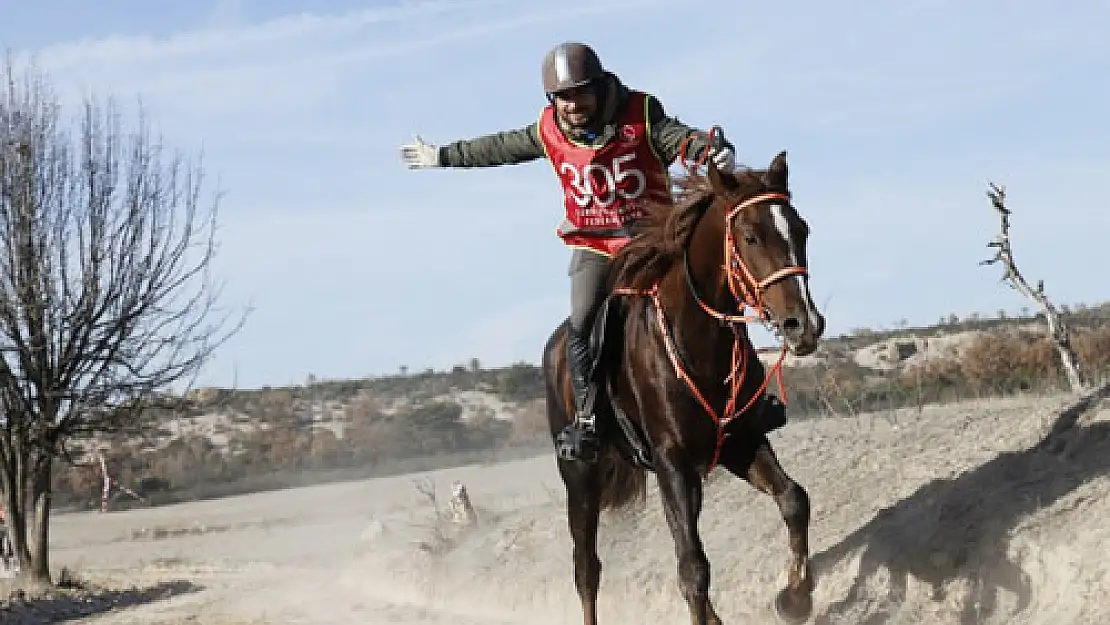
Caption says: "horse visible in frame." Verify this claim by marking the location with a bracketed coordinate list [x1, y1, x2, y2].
[542, 150, 825, 625]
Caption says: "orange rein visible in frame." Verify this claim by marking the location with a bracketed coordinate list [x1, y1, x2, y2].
[615, 137, 809, 472]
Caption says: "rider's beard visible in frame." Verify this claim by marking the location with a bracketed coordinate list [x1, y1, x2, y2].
[560, 107, 594, 130]
[559, 78, 610, 137]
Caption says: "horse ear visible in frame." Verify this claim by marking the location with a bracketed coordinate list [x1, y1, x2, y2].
[763, 150, 788, 189]
[707, 160, 740, 195]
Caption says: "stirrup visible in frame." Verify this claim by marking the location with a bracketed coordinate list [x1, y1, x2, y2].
[557, 394, 602, 464]
[574, 412, 596, 431]
[556, 422, 601, 464]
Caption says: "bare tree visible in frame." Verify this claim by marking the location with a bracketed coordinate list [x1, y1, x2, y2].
[0, 59, 245, 584]
[981, 182, 1087, 393]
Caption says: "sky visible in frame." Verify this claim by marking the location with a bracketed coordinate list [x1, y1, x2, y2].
[3, 0, 1108, 390]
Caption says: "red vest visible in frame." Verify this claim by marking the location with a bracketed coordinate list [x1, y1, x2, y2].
[538, 91, 672, 256]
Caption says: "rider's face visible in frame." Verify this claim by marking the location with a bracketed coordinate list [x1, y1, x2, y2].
[553, 84, 598, 128]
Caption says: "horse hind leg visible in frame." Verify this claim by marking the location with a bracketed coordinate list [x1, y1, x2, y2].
[546, 328, 603, 625]
[557, 457, 604, 625]
[718, 433, 814, 624]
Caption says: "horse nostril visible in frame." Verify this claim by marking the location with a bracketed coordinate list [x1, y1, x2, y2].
[781, 317, 802, 337]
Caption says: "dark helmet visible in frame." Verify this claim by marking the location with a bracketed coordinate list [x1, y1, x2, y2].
[541, 42, 605, 95]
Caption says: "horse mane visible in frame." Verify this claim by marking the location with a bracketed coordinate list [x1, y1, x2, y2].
[609, 166, 767, 291]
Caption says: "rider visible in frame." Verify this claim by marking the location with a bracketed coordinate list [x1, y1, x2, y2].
[400, 42, 786, 463]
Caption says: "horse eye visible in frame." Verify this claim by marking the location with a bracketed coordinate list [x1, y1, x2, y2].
[743, 232, 760, 246]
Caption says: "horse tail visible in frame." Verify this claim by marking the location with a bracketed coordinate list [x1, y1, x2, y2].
[596, 445, 647, 511]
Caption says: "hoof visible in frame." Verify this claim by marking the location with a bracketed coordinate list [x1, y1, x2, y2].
[773, 588, 813, 624]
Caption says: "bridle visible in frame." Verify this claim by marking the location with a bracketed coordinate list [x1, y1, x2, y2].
[684, 189, 810, 470]
[685, 191, 810, 329]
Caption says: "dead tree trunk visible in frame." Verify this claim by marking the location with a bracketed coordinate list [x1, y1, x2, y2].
[982, 183, 1088, 393]
[448, 480, 479, 527]
[0, 438, 53, 585]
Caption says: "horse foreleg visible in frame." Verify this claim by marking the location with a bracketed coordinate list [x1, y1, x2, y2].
[558, 460, 603, 625]
[720, 434, 814, 624]
[655, 443, 723, 625]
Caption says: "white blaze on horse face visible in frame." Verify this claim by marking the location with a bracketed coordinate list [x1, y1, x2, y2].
[770, 204, 821, 331]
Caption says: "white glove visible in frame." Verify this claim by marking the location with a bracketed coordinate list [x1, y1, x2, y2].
[710, 144, 735, 171]
[400, 135, 441, 169]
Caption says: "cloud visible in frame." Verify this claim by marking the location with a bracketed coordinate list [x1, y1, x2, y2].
[27, 1, 481, 68]
[25, 0, 667, 113]
[21, 2, 497, 126]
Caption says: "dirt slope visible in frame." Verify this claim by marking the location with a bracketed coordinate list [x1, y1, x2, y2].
[15, 389, 1109, 624]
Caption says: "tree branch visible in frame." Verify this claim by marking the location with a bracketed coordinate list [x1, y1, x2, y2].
[981, 182, 1088, 392]
[0, 54, 248, 583]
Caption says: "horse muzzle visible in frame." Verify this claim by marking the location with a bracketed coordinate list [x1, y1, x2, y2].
[777, 310, 825, 357]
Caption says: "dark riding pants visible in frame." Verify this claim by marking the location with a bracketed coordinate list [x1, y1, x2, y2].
[568, 249, 612, 334]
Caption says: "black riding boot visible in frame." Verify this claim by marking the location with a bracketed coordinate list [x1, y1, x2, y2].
[555, 327, 603, 464]
[748, 393, 788, 434]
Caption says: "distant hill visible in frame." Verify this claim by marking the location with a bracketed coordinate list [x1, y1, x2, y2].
[52, 300, 1110, 512]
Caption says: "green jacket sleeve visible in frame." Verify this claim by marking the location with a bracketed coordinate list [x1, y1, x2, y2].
[437, 124, 546, 168]
[645, 96, 734, 166]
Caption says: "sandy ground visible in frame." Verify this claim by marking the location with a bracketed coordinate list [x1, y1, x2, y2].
[5, 388, 1110, 624]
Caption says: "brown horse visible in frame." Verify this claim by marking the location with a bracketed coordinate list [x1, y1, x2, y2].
[542, 151, 825, 625]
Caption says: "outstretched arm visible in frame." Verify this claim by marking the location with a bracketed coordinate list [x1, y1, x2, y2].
[440, 123, 545, 167]
[401, 123, 546, 169]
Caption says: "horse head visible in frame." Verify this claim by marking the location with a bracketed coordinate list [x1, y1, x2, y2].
[704, 151, 825, 356]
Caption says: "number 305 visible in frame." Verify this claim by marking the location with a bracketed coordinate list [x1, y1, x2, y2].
[560, 154, 646, 208]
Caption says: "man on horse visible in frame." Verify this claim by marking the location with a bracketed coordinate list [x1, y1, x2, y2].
[400, 41, 786, 463]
